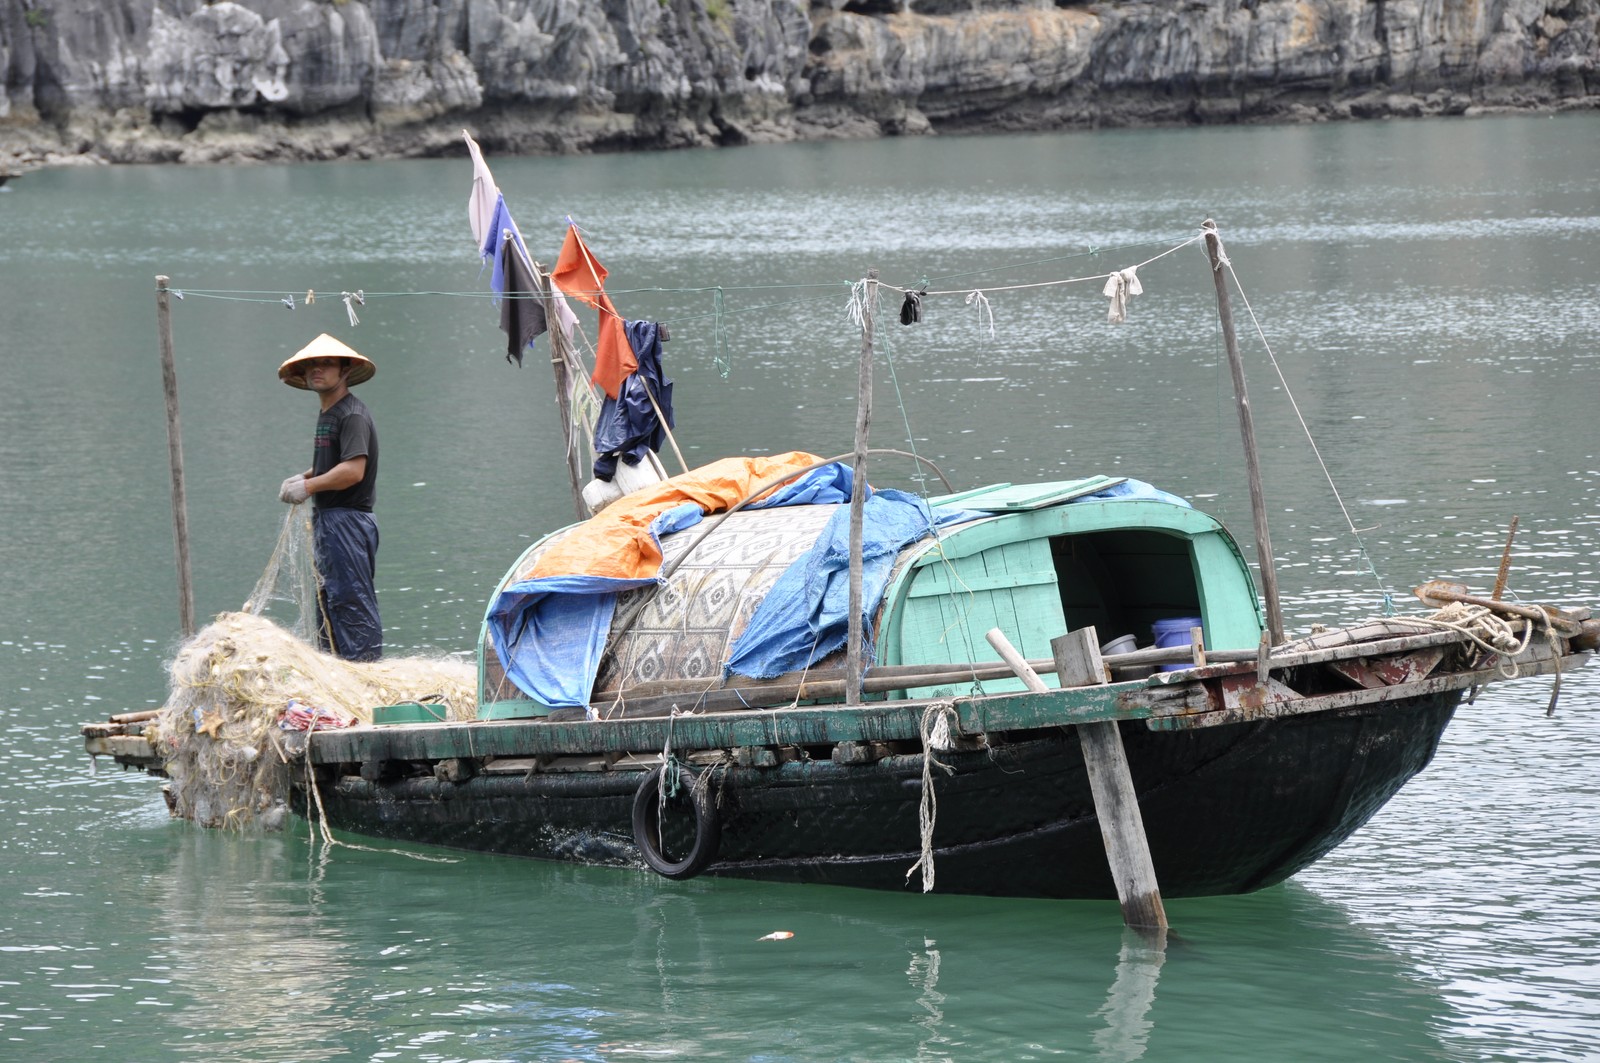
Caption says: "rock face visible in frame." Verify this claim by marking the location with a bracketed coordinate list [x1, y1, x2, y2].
[1, 0, 1594, 165]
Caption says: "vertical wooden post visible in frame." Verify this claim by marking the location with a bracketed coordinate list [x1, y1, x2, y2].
[1202, 219, 1283, 645]
[845, 269, 879, 706]
[987, 627, 1168, 931]
[154, 276, 195, 639]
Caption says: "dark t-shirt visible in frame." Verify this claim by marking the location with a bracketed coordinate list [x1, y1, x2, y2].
[312, 393, 378, 511]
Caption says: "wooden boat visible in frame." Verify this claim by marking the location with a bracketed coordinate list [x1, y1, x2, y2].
[87, 472, 1596, 906]
[84, 221, 1599, 924]
[282, 483, 1596, 902]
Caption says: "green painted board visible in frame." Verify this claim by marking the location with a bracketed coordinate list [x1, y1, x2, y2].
[893, 537, 1066, 699]
[928, 476, 1126, 512]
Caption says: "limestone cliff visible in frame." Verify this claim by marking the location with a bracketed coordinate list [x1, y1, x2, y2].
[1, 0, 1594, 167]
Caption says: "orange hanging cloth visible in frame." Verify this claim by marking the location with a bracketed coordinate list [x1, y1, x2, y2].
[550, 225, 636, 399]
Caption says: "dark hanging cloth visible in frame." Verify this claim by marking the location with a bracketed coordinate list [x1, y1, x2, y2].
[592, 320, 674, 481]
[498, 236, 547, 366]
[899, 287, 924, 325]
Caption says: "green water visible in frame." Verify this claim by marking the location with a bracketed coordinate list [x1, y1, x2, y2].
[2, 114, 1598, 1061]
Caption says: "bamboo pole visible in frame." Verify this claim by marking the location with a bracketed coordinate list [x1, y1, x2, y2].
[529, 260, 590, 522]
[1202, 220, 1284, 645]
[154, 275, 195, 638]
[846, 269, 880, 706]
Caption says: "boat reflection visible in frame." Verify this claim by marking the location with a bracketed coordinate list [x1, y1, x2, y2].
[141, 833, 1454, 1061]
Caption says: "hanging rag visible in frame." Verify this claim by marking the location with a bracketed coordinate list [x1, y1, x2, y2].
[482, 195, 530, 300]
[592, 321, 673, 480]
[464, 130, 500, 250]
[498, 234, 548, 366]
[551, 225, 636, 398]
[899, 287, 925, 325]
[1102, 266, 1143, 324]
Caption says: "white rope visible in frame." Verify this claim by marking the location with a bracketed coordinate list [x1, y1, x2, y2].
[964, 291, 995, 338]
[1381, 602, 1534, 677]
[340, 289, 364, 326]
[300, 748, 458, 862]
[847, 278, 869, 329]
[905, 701, 958, 894]
[1219, 255, 1381, 547]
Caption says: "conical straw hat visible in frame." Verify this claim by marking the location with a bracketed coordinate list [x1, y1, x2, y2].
[277, 333, 376, 389]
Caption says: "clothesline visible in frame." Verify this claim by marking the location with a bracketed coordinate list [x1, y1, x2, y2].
[152, 231, 1200, 308]
[886, 232, 1203, 298]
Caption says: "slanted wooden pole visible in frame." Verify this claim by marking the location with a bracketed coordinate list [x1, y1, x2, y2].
[1202, 219, 1284, 645]
[845, 268, 880, 706]
[1051, 629, 1168, 931]
[529, 260, 590, 522]
[1492, 516, 1519, 601]
[987, 627, 1167, 931]
[154, 276, 195, 639]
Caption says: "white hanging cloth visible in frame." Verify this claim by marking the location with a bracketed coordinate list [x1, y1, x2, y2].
[1102, 266, 1144, 324]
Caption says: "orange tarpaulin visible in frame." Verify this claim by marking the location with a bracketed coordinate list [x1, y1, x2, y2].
[550, 225, 636, 399]
[525, 452, 827, 583]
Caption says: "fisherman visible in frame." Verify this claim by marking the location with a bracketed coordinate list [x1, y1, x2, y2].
[276, 334, 383, 661]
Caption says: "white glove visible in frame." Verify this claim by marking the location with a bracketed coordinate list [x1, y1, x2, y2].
[279, 475, 309, 505]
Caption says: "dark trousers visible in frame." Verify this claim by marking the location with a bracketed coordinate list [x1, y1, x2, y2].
[313, 507, 382, 662]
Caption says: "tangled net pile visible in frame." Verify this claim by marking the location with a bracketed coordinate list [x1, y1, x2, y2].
[151, 509, 477, 830]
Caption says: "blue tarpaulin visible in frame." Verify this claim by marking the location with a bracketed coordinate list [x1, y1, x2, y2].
[723, 491, 980, 681]
[487, 502, 704, 709]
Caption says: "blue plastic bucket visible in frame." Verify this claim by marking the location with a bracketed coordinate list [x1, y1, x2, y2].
[1152, 617, 1202, 671]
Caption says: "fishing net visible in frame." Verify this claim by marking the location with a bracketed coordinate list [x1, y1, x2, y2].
[241, 504, 324, 643]
[152, 507, 478, 831]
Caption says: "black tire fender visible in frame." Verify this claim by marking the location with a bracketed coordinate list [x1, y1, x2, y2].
[631, 766, 721, 880]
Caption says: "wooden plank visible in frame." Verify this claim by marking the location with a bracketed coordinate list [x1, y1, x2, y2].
[1328, 648, 1446, 689]
[938, 477, 1128, 512]
[85, 734, 162, 767]
[927, 482, 1014, 506]
[1147, 649, 1582, 730]
[1052, 627, 1107, 687]
[1077, 718, 1166, 929]
[987, 627, 1165, 929]
[1051, 630, 1167, 930]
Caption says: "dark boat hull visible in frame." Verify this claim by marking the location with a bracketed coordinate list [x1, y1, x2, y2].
[299, 691, 1459, 899]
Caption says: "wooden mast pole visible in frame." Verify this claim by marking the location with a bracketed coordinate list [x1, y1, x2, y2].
[154, 275, 196, 639]
[1202, 220, 1284, 644]
[845, 269, 880, 706]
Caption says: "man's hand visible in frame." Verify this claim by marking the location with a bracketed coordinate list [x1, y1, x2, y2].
[279, 475, 310, 504]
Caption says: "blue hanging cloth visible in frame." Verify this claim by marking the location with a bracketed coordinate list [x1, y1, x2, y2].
[592, 320, 674, 480]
